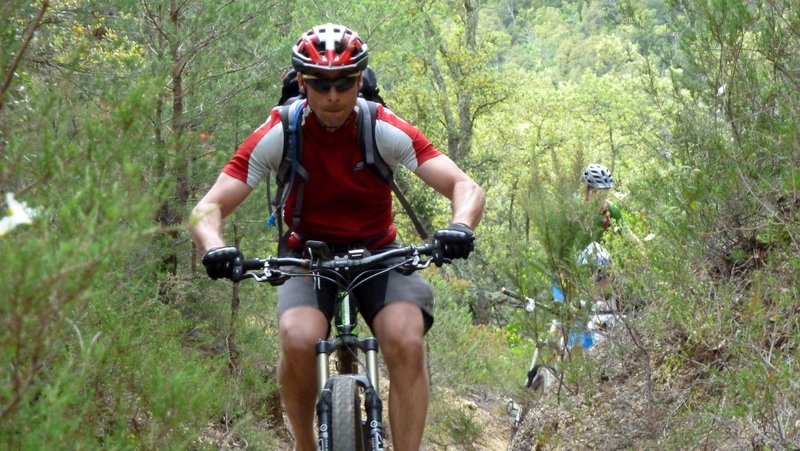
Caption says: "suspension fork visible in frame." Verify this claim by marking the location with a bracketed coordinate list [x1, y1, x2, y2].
[314, 339, 384, 451]
[315, 292, 385, 450]
[315, 335, 381, 397]
[316, 293, 356, 393]
[361, 374, 385, 451]
[316, 387, 332, 450]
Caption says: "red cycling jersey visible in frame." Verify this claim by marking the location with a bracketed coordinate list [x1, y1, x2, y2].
[222, 101, 441, 247]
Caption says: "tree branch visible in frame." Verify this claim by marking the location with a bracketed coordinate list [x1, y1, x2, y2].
[0, 0, 49, 115]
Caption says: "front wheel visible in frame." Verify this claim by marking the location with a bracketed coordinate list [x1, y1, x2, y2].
[330, 377, 365, 451]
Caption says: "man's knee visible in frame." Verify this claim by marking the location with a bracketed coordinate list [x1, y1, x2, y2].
[381, 328, 425, 355]
[278, 307, 327, 354]
[374, 304, 426, 365]
[375, 301, 423, 331]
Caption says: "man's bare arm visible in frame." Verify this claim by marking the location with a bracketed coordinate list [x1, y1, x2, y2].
[189, 173, 253, 254]
[415, 155, 485, 229]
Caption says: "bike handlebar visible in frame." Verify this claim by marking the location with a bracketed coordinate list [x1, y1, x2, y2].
[501, 287, 524, 301]
[237, 241, 443, 284]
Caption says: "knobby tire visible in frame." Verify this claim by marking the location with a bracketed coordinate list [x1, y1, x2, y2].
[330, 377, 365, 451]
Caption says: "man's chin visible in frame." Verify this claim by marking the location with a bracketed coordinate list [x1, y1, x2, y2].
[317, 113, 348, 128]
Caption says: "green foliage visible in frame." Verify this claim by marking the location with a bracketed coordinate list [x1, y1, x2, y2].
[1, 1, 280, 447]
[0, 62, 201, 449]
[4, 282, 233, 449]
[427, 400, 484, 449]
[610, 1, 800, 447]
[4, 0, 800, 448]
[427, 273, 528, 392]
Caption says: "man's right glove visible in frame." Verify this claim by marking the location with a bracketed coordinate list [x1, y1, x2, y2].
[433, 222, 475, 266]
[202, 246, 244, 281]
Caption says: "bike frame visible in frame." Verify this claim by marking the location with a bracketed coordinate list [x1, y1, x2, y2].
[501, 288, 564, 388]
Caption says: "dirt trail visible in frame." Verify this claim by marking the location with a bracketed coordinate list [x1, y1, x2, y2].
[261, 388, 515, 450]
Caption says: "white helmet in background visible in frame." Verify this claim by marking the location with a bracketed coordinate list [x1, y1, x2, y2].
[581, 164, 614, 189]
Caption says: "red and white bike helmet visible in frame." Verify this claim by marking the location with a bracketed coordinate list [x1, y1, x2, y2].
[291, 23, 369, 73]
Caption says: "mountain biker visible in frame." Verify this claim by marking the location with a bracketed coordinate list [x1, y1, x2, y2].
[580, 163, 623, 244]
[551, 164, 620, 300]
[550, 164, 629, 348]
[188, 23, 485, 451]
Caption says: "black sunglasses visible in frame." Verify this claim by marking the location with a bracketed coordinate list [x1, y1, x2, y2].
[302, 73, 360, 93]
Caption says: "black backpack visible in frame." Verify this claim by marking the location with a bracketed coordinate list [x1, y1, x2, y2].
[268, 67, 428, 250]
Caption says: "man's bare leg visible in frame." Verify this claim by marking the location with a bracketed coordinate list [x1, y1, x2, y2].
[278, 306, 328, 451]
[372, 301, 429, 451]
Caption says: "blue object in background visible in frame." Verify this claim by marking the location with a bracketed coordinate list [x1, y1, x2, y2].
[552, 279, 565, 302]
[567, 330, 595, 349]
[551, 276, 595, 349]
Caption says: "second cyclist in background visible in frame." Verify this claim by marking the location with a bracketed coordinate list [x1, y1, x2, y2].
[580, 163, 640, 247]
[551, 164, 631, 349]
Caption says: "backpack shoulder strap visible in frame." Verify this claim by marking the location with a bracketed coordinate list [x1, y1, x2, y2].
[357, 98, 429, 240]
[358, 98, 391, 179]
[268, 101, 308, 252]
[276, 100, 306, 190]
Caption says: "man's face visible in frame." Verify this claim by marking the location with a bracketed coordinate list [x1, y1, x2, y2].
[298, 70, 361, 130]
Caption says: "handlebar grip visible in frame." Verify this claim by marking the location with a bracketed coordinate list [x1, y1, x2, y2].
[242, 259, 266, 271]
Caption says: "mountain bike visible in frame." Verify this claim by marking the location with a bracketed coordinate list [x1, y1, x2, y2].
[502, 288, 563, 392]
[238, 240, 447, 451]
[502, 286, 585, 450]
[501, 286, 621, 450]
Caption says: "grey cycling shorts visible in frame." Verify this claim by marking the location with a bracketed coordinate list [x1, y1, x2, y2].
[276, 254, 435, 334]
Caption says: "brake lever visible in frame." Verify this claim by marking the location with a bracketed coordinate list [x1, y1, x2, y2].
[249, 269, 289, 286]
[397, 255, 434, 275]
[235, 273, 256, 282]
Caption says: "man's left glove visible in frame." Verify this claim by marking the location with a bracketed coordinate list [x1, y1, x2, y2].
[202, 246, 244, 281]
[433, 222, 475, 263]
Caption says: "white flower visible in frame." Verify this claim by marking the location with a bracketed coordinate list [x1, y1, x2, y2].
[0, 192, 41, 237]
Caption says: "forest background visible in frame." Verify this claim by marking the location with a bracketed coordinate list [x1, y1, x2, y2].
[2, 0, 799, 449]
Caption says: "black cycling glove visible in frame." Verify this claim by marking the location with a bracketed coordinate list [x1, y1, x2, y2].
[433, 222, 475, 265]
[202, 246, 244, 281]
